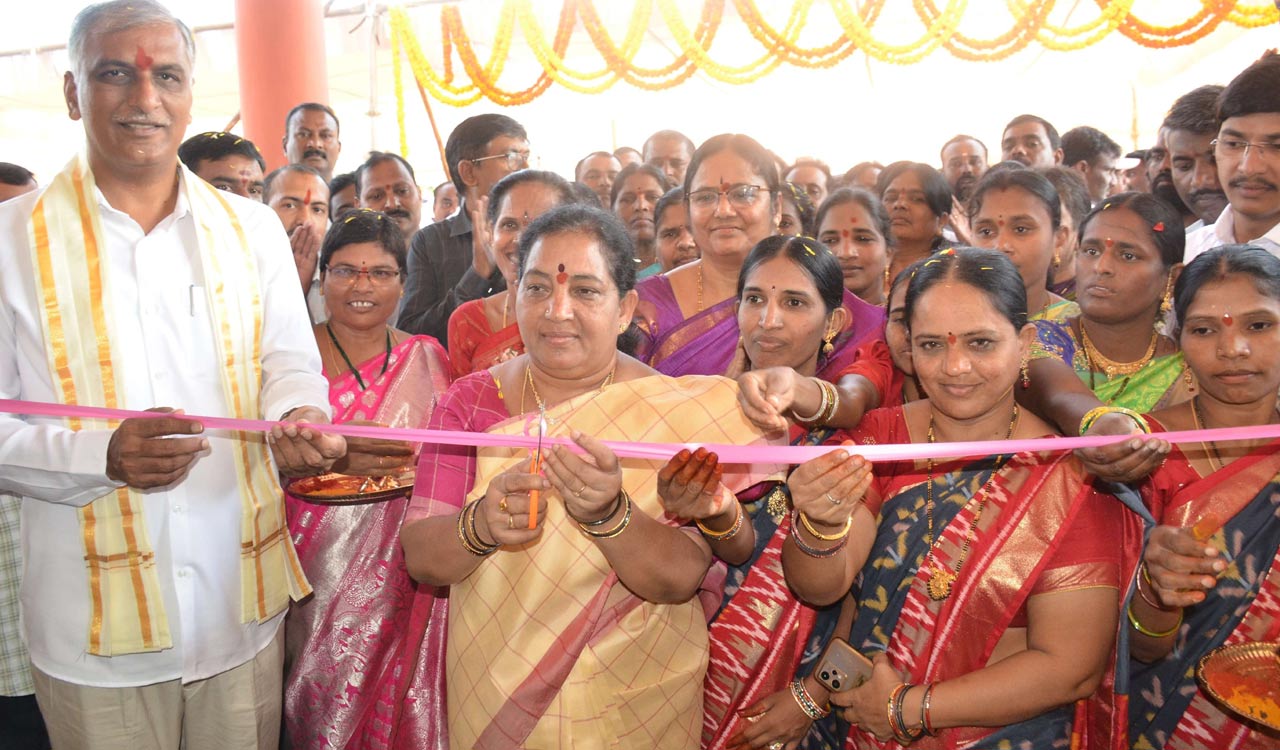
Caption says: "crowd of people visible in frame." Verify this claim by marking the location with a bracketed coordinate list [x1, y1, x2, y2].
[1, 2, 1279, 749]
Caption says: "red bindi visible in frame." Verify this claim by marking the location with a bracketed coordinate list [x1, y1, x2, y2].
[1104, 238, 1115, 248]
[840, 229, 850, 238]
[849, 216, 858, 224]
[1222, 311, 1234, 326]
[302, 189, 312, 205]
[719, 181, 731, 193]
[947, 332, 957, 345]
[135, 45, 153, 70]
[997, 219, 1005, 227]
[555, 263, 568, 285]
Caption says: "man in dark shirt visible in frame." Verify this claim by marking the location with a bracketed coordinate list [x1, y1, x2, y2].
[397, 114, 529, 345]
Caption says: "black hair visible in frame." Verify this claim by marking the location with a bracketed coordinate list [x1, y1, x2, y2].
[779, 182, 817, 237]
[329, 171, 357, 197]
[1079, 191, 1185, 268]
[570, 182, 602, 209]
[643, 130, 696, 160]
[683, 133, 781, 209]
[814, 187, 893, 247]
[1216, 51, 1280, 123]
[318, 209, 408, 274]
[904, 247, 1028, 332]
[841, 161, 883, 188]
[1003, 114, 1062, 151]
[876, 161, 953, 220]
[1034, 166, 1090, 234]
[1163, 85, 1225, 135]
[654, 186, 686, 230]
[284, 102, 340, 135]
[939, 134, 988, 163]
[515, 204, 637, 295]
[786, 158, 832, 179]
[263, 163, 324, 203]
[574, 151, 618, 181]
[356, 151, 417, 195]
[967, 168, 1062, 230]
[1173, 244, 1280, 336]
[1060, 126, 1122, 166]
[178, 131, 266, 173]
[444, 113, 528, 195]
[737, 235, 845, 314]
[610, 163, 672, 208]
[0, 162, 35, 187]
[484, 169, 577, 226]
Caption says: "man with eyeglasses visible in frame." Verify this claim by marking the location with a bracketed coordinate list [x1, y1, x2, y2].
[1186, 52, 1280, 263]
[397, 113, 529, 346]
[785, 158, 832, 208]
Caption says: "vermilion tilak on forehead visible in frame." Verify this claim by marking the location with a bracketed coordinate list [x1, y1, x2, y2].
[947, 332, 957, 345]
[555, 263, 568, 285]
[302, 189, 312, 205]
[840, 229, 850, 238]
[1222, 311, 1234, 326]
[1104, 238, 1115, 248]
[135, 46, 153, 70]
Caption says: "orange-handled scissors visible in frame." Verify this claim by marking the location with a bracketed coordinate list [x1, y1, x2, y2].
[529, 410, 545, 530]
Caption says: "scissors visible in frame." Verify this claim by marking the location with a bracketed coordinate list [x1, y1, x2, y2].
[528, 409, 546, 529]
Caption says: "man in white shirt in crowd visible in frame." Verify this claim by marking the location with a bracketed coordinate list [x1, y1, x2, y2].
[265, 163, 330, 324]
[0, 3, 344, 748]
[1186, 52, 1280, 262]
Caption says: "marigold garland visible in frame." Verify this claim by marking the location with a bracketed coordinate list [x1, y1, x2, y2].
[387, 0, 1280, 121]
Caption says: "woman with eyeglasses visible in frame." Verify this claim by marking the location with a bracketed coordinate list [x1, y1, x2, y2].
[284, 209, 454, 749]
[633, 133, 883, 377]
[447, 170, 578, 379]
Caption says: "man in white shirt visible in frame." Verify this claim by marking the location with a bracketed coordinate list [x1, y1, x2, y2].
[0, 3, 343, 748]
[1185, 52, 1280, 263]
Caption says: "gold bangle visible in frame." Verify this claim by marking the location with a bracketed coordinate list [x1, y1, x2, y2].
[791, 378, 830, 424]
[696, 500, 743, 541]
[581, 490, 633, 539]
[458, 501, 499, 556]
[798, 511, 852, 542]
[1079, 405, 1151, 436]
[819, 380, 840, 425]
[1127, 600, 1182, 638]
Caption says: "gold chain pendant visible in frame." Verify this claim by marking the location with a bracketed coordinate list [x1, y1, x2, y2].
[926, 566, 956, 601]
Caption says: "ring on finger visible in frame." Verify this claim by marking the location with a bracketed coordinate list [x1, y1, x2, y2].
[507, 515, 515, 530]
[826, 492, 842, 505]
[769, 742, 784, 750]
[574, 482, 586, 498]
[498, 496, 509, 513]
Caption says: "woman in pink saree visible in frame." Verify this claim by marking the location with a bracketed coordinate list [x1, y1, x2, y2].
[284, 210, 453, 750]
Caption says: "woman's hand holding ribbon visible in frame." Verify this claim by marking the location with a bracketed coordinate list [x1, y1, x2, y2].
[542, 430, 624, 524]
[787, 447, 871, 528]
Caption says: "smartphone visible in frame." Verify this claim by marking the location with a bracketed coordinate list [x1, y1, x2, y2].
[813, 637, 874, 693]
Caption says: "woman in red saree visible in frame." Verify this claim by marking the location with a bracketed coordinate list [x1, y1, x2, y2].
[447, 170, 577, 379]
[1127, 245, 1280, 750]
[783, 248, 1141, 749]
[284, 210, 453, 749]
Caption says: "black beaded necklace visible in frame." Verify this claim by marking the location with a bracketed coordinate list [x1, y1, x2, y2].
[325, 323, 391, 390]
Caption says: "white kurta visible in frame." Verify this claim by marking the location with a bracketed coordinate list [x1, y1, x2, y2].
[0, 171, 329, 687]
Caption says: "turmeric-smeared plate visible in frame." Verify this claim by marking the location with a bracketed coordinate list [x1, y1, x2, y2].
[286, 471, 414, 503]
[1197, 641, 1280, 731]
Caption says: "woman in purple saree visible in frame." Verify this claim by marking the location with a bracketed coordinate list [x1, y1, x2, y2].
[283, 211, 453, 749]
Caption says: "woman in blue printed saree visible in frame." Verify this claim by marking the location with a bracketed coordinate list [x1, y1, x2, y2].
[782, 249, 1141, 749]
[1125, 246, 1280, 750]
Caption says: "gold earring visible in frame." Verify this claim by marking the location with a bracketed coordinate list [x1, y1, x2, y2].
[1020, 355, 1030, 389]
[1159, 273, 1174, 316]
[822, 330, 836, 356]
[1052, 248, 1061, 270]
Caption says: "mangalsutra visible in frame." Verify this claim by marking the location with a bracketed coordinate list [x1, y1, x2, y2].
[923, 405, 1017, 601]
[1191, 396, 1226, 472]
[524, 360, 618, 424]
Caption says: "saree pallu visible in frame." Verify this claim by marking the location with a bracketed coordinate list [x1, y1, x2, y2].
[447, 297, 523, 380]
[703, 427, 842, 750]
[1030, 321, 1193, 412]
[1031, 297, 1080, 323]
[284, 336, 452, 750]
[1127, 439, 1280, 750]
[806, 408, 1140, 750]
[417, 374, 783, 750]
[634, 274, 886, 377]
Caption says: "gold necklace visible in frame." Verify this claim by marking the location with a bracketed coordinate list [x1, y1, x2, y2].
[923, 405, 1018, 601]
[1079, 320, 1158, 378]
[524, 360, 618, 422]
[1190, 396, 1226, 472]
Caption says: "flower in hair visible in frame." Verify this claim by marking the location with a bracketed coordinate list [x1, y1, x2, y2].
[1152, 221, 1165, 232]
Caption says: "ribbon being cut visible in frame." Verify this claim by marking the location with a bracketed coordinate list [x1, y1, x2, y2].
[3, 397, 1279, 466]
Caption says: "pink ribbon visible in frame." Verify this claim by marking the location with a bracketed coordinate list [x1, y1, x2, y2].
[3, 398, 1279, 465]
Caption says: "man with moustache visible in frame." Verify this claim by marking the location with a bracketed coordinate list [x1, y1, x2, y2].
[1164, 84, 1229, 230]
[355, 151, 421, 240]
[283, 102, 342, 183]
[1060, 125, 1122, 205]
[786, 158, 832, 208]
[1186, 52, 1280, 262]
[397, 113, 529, 346]
[642, 129, 695, 186]
[940, 134, 988, 205]
[328, 171, 358, 222]
[265, 164, 330, 323]
[1000, 114, 1063, 168]
[430, 181, 458, 223]
[574, 151, 621, 207]
[1143, 127, 1198, 229]
[178, 131, 266, 201]
[0, 3, 341, 747]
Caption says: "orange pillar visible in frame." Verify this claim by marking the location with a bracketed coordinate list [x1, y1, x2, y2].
[234, 0, 329, 172]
